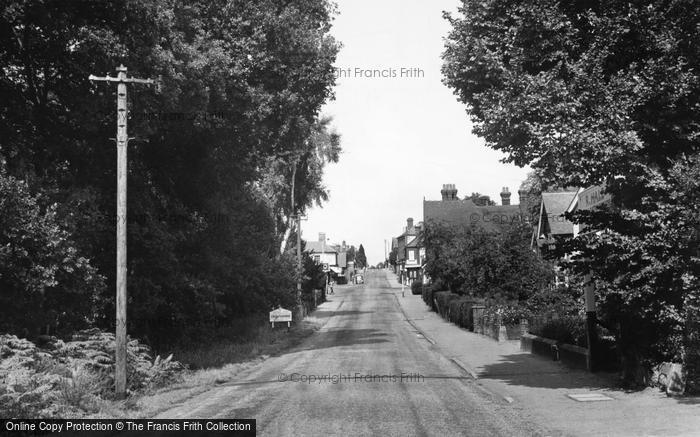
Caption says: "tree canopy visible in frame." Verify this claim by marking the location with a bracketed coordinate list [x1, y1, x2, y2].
[355, 244, 367, 269]
[0, 0, 341, 348]
[423, 220, 553, 302]
[443, 0, 700, 385]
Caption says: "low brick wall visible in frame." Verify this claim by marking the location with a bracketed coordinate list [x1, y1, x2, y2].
[521, 333, 590, 370]
[559, 342, 589, 371]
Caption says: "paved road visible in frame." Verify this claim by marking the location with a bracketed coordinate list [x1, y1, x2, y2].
[157, 271, 546, 436]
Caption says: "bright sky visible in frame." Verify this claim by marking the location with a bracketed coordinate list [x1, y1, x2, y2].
[303, 0, 530, 265]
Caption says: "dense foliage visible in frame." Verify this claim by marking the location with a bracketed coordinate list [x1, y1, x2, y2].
[0, 0, 340, 348]
[1, 331, 184, 417]
[422, 220, 554, 302]
[0, 173, 104, 337]
[443, 0, 700, 385]
[355, 244, 367, 269]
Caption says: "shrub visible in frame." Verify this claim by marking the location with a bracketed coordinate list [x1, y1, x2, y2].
[532, 316, 587, 347]
[0, 330, 186, 418]
[526, 284, 582, 317]
[411, 280, 423, 295]
[434, 292, 460, 318]
[422, 283, 443, 310]
[478, 304, 529, 327]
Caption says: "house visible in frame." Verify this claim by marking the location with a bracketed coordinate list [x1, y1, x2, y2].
[304, 233, 348, 277]
[405, 231, 425, 284]
[423, 184, 528, 231]
[419, 184, 533, 285]
[534, 190, 579, 255]
[395, 218, 423, 285]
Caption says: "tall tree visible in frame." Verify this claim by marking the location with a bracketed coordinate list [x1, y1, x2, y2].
[257, 115, 342, 255]
[0, 0, 340, 347]
[443, 0, 700, 385]
[356, 244, 367, 269]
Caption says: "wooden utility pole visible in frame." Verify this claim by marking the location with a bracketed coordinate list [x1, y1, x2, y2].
[89, 65, 154, 398]
[290, 162, 302, 318]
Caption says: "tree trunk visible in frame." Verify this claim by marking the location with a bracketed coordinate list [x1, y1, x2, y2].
[279, 216, 293, 254]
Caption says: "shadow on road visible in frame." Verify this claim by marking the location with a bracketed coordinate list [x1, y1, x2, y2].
[295, 327, 390, 352]
[480, 353, 617, 391]
[217, 373, 475, 390]
[313, 310, 374, 318]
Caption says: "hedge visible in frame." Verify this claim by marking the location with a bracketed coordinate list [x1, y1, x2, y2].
[530, 316, 588, 347]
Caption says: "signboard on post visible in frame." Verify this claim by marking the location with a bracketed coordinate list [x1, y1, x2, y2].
[269, 307, 292, 329]
[322, 263, 330, 272]
[578, 184, 611, 211]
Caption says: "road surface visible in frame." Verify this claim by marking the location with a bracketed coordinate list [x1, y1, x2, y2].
[156, 270, 547, 436]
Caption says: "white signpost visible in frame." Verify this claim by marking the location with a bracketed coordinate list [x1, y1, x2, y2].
[269, 306, 292, 329]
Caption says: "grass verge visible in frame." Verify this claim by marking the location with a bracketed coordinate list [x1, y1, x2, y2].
[91, 312, 326, 418]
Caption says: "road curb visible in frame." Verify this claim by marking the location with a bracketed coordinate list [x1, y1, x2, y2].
[450, 357, 478, 380]
[392, 293, 436, 345]
[448, 357, 515, 404]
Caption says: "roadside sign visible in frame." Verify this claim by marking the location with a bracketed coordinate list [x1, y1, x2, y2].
[578, 184, 611, 211]
[269, 307, 292, 328]
[322, 263, 329, 272]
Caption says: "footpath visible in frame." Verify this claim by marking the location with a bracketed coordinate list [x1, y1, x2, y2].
[386, 272, 700, 437]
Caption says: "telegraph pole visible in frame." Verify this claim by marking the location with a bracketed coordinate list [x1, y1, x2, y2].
[290, 161, 303, 319]
[89, 65, 154, 398]
[296, 214, 302, 311]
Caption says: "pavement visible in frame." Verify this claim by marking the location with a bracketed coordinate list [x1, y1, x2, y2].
[155, 270, 549, 436]
[389, 271, 700, 437]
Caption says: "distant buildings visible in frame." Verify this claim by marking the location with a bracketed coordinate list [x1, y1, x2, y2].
[423, 184, 527, 232]
[391, 183, 535, 285]
[395, 218, 424, 284]
[304, 232, 349, 278]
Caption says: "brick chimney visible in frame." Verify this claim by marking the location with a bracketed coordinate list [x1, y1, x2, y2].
[319, 232, 326, 242]
[406, 217, 414, 231]
[500, 187, 511, 205]
[518, 189, 527, 208]
[440, 184, 458, 201]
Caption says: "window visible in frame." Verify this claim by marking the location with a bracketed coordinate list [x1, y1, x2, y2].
[408, 250, 415, 261]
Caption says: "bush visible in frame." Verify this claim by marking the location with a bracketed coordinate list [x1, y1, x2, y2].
[434, 292, 459, 318]
[0, 330, 186, 418]
[411, 280, 423, 295]
[421, 284, 438, 309]
[532, 316, 587, 347]
[481, 304, 532, 326]
[422, 220, 554, 302]
[526, 284, 582, 317]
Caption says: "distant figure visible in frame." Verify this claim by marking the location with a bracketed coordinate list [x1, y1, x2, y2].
[329, 280, 335, 295]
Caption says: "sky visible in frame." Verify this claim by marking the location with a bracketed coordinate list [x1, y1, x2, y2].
[303, 0, 530, 265]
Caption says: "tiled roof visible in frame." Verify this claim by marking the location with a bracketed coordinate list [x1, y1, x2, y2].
[304, 241, 339, 253]
[406, 232, 423, 248]
[541, 191, 578, 235]
[423, 199, 523, 232]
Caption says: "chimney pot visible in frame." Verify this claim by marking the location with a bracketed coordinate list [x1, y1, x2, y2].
[440, 184, 458, 201]
[500, 187, 512, 206]
[319, 232, 326, 242]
